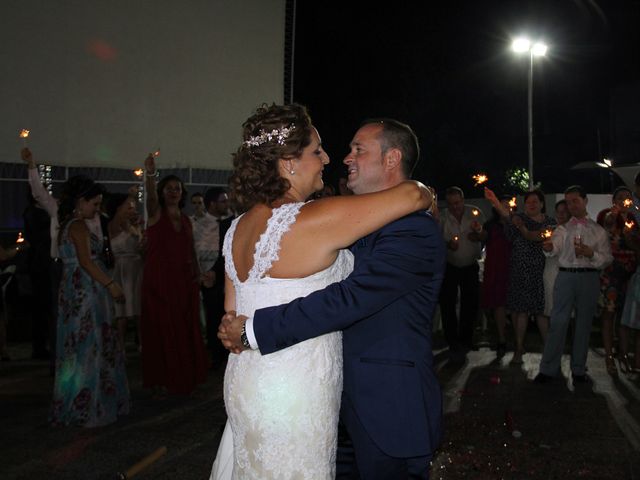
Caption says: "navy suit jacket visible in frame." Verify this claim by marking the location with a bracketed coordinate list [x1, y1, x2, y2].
[253, 210, 445, 458]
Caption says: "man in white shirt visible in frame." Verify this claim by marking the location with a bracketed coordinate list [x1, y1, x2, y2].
[189, 192, 219, 273]
[535, 185, 613, 384]
[439, 186, 485, 362]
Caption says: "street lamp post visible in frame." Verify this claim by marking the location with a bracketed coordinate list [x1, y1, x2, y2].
[512, 38, 547, 190]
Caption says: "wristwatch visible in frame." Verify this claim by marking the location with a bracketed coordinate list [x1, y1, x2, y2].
[240, 322, 250, 349]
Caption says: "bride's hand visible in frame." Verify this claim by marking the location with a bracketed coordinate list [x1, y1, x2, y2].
[415, 181, 434, 211]
[218, 311, 249, 354]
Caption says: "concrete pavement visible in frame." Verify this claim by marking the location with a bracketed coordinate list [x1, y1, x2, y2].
[1, 337, 639, 479]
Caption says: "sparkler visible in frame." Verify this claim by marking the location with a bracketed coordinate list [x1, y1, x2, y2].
[453, 235, 459, 242]
[541, 229, 553, 239]
[509, 197, 517, 209]
[623, 199, 633, 208]
[472, 173, 488, 187]
[625, 221, 634, 230]
[19, 129, 30, 146]
[472, 209, 479, 216]
[16, 232, 25, 243]
[133, 168, 144, 177]
[153, 149, 160, 157]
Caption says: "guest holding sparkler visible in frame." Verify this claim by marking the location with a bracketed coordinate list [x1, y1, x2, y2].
[596, 186, 639, 375]
[535, 185, 612, 384]
[20, 148, 104, 373]
[477, 194, 513, 359]
[439, 186, 485, 362]
[485, 188, 556, 364]
[140, 154, 208, 397]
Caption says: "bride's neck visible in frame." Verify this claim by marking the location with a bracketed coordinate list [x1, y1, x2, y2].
[278, 188, 307, 205]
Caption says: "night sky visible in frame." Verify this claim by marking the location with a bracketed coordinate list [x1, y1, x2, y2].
[292, 0, 640, 195]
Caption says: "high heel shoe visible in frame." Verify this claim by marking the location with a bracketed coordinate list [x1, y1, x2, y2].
[510, 349, 525, 365]
[618, 353, 631, 374]
[605, 355, 618, 376]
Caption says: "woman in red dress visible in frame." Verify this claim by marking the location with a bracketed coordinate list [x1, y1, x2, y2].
[140, 154, 209, 396]
[479, 195, 512, 359]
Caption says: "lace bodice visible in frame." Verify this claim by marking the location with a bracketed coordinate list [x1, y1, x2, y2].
[224, 202, 301, 284]
[215, 202, 353, 480]
[223, 202, 353, 315]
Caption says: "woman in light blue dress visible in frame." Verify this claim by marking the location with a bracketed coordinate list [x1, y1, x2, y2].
[50, 176, 130, 427]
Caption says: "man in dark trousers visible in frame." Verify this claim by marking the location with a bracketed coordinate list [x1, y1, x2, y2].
[202, 187, 234, 368]
[23, 191, 52, 360]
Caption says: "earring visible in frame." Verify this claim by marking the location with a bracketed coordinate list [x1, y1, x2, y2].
[290, 169, 295, 175]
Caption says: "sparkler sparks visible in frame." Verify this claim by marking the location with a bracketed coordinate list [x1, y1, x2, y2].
[472, 173, 488, 186]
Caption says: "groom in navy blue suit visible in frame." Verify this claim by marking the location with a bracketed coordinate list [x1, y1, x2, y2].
[220, 119, 445, 479]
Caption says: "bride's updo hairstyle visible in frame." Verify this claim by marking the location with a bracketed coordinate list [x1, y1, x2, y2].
[229, 103, 313, 212]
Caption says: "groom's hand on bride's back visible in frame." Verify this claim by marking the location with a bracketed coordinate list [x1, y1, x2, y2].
[218, 311, 249, 354]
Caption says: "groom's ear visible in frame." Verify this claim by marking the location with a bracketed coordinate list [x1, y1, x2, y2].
[383, 148, 402, 172]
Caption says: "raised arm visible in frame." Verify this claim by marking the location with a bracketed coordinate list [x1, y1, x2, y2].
[68, 221, 125, 302]
[144, 154, 161, 226]
[484, 187, 510, 219]
[295, 180, 432, 254]
[21, 148, 58, 218]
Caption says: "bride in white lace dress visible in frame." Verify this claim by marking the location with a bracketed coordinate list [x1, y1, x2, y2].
[211, 104, 432, 479]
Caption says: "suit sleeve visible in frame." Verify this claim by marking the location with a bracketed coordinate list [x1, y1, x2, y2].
[254, 215, 444, 354]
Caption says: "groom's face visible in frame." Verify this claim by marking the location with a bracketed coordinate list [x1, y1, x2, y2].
[343, 124, 386, 195]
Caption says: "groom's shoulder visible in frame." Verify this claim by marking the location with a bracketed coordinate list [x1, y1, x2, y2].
[382, 210, 441, 236]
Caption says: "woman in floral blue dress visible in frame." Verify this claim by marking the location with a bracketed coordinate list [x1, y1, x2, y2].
[50, 176, 130, 427]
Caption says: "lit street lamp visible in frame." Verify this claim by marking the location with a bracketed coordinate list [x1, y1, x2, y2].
[512, 37, 547, 190]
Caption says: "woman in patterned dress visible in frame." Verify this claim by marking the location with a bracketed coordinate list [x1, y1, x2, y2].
[50, 176, 130, 427]
[485, 188, 556, 364]
[596, 186, 639, 375]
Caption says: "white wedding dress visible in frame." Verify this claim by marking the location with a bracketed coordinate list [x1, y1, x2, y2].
[210, 202, 353, 480]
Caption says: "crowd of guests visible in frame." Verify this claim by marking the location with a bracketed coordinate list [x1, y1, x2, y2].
[2, 148, 239, 426]
[3, 141, 640, 430]
[437, 180, 640, 380]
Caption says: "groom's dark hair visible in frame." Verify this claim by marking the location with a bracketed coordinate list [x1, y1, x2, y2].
[360, 118, 420, 178]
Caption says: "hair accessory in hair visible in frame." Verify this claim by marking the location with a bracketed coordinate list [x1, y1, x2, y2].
[244, 124, 296, 148]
